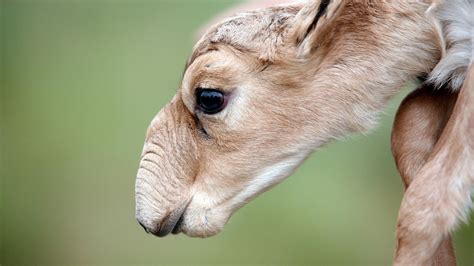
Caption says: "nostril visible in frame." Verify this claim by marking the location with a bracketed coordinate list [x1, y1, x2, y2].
[138, 220, 150, 234]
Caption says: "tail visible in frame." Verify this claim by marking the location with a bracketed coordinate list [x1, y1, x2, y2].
[427, 0, 474, 90]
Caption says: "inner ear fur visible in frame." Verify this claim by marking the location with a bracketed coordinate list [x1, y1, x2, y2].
[288, 0, 343, 57]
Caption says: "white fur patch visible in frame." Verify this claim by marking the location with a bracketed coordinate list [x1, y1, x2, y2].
[428, 0, 474, 90]
[227, 154, 308, 209]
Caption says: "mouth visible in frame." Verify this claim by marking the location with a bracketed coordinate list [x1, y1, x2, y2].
[153, 199, 192, 237]
[152, 209, 184, 237]
[171, 212, 185, 235]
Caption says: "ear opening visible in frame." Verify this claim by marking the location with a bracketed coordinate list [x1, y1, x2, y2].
[300, 0, 331, 42]
[288, 0, 343, 57]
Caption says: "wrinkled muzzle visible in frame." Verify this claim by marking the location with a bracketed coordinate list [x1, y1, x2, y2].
[135, 96, 199, 237]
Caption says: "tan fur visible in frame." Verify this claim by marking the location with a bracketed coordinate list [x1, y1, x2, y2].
[392, 86, 458, 188]
[135, 0, 473, 264]
[392, 85, 458, 265]
[393, 64, 474, 266]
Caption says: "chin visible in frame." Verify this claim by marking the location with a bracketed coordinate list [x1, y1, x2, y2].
[180, 225, 222, 238]
[177, 206, 231, 238]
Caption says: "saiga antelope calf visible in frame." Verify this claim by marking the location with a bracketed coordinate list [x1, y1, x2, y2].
[135, 0, 473, 264]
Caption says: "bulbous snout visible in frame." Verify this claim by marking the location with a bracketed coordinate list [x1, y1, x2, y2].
[135, 95, 199, 237]
[135, 157, 193, 238]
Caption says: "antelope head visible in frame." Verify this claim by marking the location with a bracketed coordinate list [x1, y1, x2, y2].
[135, 0, 439, 237]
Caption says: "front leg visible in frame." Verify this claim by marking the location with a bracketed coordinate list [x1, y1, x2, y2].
[391, 84, 458, 265]
[394, 159, 472, 265]
[394, 65, 474, 265]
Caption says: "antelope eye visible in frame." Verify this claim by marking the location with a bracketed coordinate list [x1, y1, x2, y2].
[196, 88, 226, 114]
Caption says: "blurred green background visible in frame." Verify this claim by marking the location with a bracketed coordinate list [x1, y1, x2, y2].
[1, 0, 472, 265]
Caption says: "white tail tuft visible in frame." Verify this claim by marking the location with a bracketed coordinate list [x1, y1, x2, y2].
[428, 0, 474, 90]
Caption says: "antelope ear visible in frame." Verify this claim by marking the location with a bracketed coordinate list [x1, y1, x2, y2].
[289, 0, 343, 57]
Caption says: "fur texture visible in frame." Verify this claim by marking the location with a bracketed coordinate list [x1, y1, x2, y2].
[394, 65, 474, 265]
[135, 0, 474, 264]
[391, 85, 459, 265]
[428, 0, 474, 89]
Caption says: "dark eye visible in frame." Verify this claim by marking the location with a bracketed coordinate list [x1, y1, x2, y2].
[196, 88, 226, 114]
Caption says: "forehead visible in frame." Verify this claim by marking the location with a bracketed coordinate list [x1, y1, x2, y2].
[186, 5, 300, 69]
[189, 49, 233, 70]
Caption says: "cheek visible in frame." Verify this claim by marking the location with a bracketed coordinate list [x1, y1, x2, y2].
[224, 91, 251, 130]
[202, 87, 253, 133]
[187, 152, 260, 210]
[188, 150, 275, 210]
[191, 167, 248, 206]
[180, 152, 309, 237]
